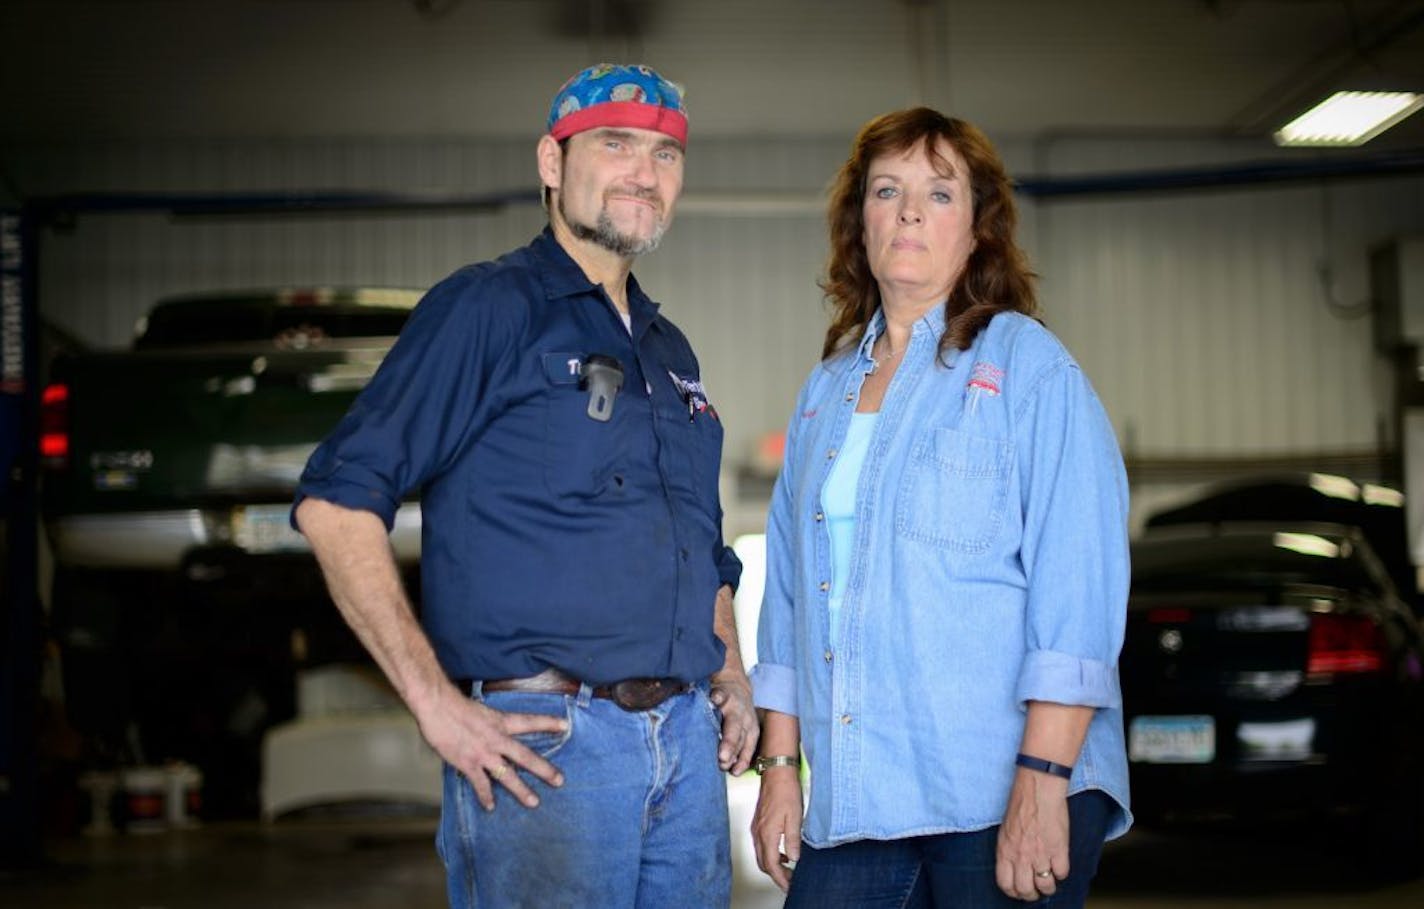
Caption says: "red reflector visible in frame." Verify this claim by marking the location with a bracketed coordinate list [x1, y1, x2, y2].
[40, 382, 70, 468]
[1147, 608, 1191, 624]
[1307, 613, 1385, 676]
[40, 433, 68, 459]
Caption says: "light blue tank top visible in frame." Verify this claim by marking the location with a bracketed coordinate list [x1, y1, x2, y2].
[824, 411, 877, 620]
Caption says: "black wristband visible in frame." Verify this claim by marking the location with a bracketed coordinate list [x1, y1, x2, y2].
[1015, 752, 1073, 780]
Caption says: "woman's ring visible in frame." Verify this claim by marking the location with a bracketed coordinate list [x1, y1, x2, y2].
[489, 764, 508, 780]
[1034, 870, 1053, 879]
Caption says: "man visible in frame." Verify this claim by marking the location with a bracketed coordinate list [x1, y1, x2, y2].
[293, 63, 757, 908]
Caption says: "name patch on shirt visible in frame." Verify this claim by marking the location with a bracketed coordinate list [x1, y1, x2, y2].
[542, 352, 585, 384]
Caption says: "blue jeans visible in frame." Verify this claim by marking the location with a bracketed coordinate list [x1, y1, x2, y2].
[784, 790, 1114, 909]
[437, 682, 731, 909]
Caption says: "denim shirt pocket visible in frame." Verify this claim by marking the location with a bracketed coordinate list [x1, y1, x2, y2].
[540, 351, 627, 499]
[895, 427, 1012, 553]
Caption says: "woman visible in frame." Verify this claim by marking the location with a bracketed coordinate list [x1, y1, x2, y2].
[749, 108, 1131, 907]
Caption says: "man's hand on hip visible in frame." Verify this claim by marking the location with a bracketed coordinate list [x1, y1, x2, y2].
[418, 685, 568, 812]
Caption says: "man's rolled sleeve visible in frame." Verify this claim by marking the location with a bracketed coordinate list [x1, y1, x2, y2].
[291, 458, 403, 530]
[290, 266, 518, 536]
[715, 543, 743, 593]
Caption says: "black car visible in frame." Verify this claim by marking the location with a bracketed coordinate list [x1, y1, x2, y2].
[1122, 514, 1424, 870]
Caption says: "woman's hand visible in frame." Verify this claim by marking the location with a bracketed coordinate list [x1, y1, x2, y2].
[995, 767, 1070, 901]
[751, 768, 804, 892]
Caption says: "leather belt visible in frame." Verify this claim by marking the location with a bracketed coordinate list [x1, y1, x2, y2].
[478, 668, 690, 712]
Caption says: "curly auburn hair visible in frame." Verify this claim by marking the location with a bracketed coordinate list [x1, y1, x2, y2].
[820, 107, 1037, 361]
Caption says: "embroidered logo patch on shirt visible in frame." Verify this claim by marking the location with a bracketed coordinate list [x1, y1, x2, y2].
[966, 361, 1004, 413]
[968, 361, 1004, 395]
[668, 370, 717, 420]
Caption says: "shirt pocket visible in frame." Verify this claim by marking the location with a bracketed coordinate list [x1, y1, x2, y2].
[895, 427, 1012, 554]
[541, 351, 628, 499]
[657, 365, 723, 513]
[684, 401, 724, 508]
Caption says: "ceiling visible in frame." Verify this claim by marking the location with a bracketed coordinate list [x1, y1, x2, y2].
[4, 0, 1424, 149]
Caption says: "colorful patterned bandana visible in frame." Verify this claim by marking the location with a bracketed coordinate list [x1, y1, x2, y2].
[547, 63, 688, 145]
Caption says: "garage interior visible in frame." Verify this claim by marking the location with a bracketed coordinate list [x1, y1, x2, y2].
[5, 1, 1424, 906]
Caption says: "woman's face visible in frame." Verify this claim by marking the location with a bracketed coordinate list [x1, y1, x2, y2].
[861, 138, 975, 307]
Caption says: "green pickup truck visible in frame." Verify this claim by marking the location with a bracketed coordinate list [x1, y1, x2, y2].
[42, 288, 424, 817]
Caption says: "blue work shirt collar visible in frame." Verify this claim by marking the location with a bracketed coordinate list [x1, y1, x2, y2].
[530, 227, 662, 328]
[856, 301, 961, 369]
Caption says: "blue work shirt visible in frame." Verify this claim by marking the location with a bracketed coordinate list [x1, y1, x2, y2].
[751, 308, 1132, 847]
[295, 228, 741, 686]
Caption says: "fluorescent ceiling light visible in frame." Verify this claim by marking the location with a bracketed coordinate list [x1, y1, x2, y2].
[1275, 91, 1424, 147]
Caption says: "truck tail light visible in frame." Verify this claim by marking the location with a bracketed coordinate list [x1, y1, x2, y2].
[40, 382, 69, 468]
[1307, 612, 1385, 677]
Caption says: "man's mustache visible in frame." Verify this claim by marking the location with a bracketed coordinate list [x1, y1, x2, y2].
[605, 186, 663, 212]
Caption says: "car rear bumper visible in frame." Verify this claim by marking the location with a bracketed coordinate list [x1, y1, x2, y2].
[46, 502, 422, 568]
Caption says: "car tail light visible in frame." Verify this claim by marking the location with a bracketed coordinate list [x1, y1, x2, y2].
[1307, 612, 1385, 677]
[40, 383, 69, 468]
[1147, 608, 1191, 624]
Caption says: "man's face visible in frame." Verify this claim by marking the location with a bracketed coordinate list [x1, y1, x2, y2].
[547, 127, 685, 257]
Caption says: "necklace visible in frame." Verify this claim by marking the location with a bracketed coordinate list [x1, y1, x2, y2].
[867, 338, 901, 375]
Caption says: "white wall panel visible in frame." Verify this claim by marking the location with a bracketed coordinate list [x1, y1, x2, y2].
[1034, 175, 1424, 458]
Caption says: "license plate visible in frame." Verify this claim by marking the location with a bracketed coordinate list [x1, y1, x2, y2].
[233, 504, 309, 553]
[1129, 715, 1215, 764]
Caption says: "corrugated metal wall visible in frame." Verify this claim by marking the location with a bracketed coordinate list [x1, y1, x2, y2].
[1038, 177, 1424, 459]
[13, 137, 1424, 483]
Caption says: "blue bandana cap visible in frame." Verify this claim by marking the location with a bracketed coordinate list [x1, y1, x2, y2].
[547, 63, 688, 145]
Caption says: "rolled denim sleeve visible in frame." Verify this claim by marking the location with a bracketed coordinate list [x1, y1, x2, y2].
[1013, 358, 1129, 709]
[749, 661, 798, 716]
[751, 381, 813, 718]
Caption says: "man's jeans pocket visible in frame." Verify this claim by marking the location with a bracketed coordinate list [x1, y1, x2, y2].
[479, 690, 575, 759]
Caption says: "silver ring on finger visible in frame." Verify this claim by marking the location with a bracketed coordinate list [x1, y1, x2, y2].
[1034, 870, 1053, 879]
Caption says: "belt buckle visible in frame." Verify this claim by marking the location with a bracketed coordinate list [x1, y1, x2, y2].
[609, 678, 679, 712]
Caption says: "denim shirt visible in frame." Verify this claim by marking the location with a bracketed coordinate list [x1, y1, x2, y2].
[750, 308, 1132, 847]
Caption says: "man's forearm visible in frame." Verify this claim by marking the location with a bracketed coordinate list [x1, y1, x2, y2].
[295, 497, 454, 721]
[711, 584, 747, 683]
[709, 583, 759, 773]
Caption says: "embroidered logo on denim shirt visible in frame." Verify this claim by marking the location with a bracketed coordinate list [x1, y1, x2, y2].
[966, 361, 1004, 414]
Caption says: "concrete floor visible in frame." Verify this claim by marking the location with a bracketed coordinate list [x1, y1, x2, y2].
[5, 820, 1424, 908]
[4, 775, 1423, 908]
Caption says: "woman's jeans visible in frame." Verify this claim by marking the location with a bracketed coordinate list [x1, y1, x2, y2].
[784, 790, 1114, 908]
[437, 682, 730, 909]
